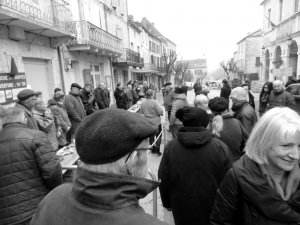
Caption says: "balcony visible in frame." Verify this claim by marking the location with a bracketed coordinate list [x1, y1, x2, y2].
[263, 12, 300, 46]
[158, 66, 166, 73]
[0, 0, 74, 37]
[112, 48, 144, 68]
[144, 63, 157, 71]
[67, 20, 123, 57]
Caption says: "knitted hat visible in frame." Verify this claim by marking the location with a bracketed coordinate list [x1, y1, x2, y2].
[208, 97, 229, 112]
[174, 87, 185, 94]
[176, 106, 209, 127]
[75, 108, 158, 165]
[17, 89, 36, 101]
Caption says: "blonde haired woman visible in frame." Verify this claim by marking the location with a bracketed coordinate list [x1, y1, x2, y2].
[208, 97, 248, 162]
[211, 107, 300, 225]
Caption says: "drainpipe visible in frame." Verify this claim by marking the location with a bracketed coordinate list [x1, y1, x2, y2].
[57, 46, 66, 93]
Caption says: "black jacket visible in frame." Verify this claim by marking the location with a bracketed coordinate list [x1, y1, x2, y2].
[158, 127, 232, 225]
[211, 114, 249, 162]
[79, 89, 96, 115]
[94, 87, 110, 109]
[114, 88, 128, 109]
[220, 84, 231, 100]
[248, 92, 255, 109]
[285, 79, 298, 88]
[232, 102, 257, 135]
[194, 84, 202, 95]
[267, 89, 296, 110]
[31, 168, 165, 225]
[210, 155, 300, 225]
[0, 123, 63, 225]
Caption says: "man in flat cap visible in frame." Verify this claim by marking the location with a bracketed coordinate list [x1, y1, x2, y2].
[15, 88, 39, 130]
[31, 109, 165, 225]
[64, 83, 86, 143]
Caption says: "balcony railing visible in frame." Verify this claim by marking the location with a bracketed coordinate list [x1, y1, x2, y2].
[158, 66, 166, 73]
[144, 63, 157, 71]
[69, 20, 123, 55]
[0, 0, 74, 33]
[124, 48, 143, 64]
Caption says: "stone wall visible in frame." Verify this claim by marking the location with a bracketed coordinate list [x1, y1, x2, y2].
[245, 36, 261, 74]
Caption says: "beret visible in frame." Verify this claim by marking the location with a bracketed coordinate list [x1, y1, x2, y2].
[71, 83, 82, 89]
[75, 108, 158, 165]
[36, 91, 42, 95]
[176, 106, 209, 128]
[174, 87, 185, 94]
[17, 89, 36, 101]
[163, 82, 172, 87]
[208, 97, 229, 112]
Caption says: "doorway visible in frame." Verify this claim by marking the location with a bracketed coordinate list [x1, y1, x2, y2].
[289, 41, 298, 80]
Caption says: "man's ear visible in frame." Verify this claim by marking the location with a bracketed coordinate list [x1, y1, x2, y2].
[125, 151, 138, 174]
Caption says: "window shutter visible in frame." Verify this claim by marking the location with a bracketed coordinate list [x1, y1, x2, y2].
[116, 28, 123, 39]
[112, 0, 117, 8]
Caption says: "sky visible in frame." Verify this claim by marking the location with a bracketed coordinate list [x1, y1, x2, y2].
[127, 0, 263, 72]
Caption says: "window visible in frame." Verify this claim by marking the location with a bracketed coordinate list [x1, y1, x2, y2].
[279, 0, 283, 22]
[137, 46, 140, 54]
[268, 9, 271, 28]
[295, 0, 299, 12]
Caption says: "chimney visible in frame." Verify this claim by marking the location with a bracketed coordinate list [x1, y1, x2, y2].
[152, 23, 155, 26]
[128, 15, 134, 21]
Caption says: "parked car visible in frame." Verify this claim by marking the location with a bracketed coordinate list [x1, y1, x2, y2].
[207, 81, 220, 89]
[285, 83, 300, 113]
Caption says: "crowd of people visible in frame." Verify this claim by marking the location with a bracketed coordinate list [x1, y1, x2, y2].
[0, 76, 300, 225]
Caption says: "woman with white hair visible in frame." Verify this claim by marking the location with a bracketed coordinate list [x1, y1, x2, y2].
[231, 87, 257, 134]
[210, 107, 300, 225]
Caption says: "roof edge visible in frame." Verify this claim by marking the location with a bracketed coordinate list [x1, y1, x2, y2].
[237, 29, 262, 44]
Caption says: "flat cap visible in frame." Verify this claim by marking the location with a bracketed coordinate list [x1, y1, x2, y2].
[71, 83, 82, 89]
[17, 89, 36, 101]
[163, 82, 172, 87]
[208, 97, 229, 112]
[75, 108, 158, 165]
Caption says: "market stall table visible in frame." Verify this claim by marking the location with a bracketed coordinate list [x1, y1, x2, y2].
[58, 145, 79, 182]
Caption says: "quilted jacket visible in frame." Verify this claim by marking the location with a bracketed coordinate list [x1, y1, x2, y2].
[0, 123, 63, 225]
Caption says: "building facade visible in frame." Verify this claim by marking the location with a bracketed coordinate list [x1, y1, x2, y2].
[179, 59, 208, 84]
[261, 0, 300, 83]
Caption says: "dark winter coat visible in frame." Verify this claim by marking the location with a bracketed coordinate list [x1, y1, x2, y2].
[259, 92, 270, 113]
[114, 88, 128, 109]
[210, 155, 300, 225]
[64, 91, 86, 134]
[232, 101, 258, 135]
[94, 87, 111, 109]
[163, 88, 174, 112]
[0, 123, 63, 225]
[267, 89, 296, 110]
[248, 92, 255, 109]
[15, 102, 39, 130]
[210, 114, 249, 162]
[132, 89, 139, 104]
[31, 168, 165, 225]
[285, 79, 298, 88]
[220, 84, 231, 100]
[158, 127, 232, 225]
[79, 88, 96, 115]
[194, 84, 203, 95]
[48, 99, 71, 147]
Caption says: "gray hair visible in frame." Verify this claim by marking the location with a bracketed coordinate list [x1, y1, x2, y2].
[194, 94, 208, 107]
[231, 87, 248, 101]
[273, 80, 283, 87]
[1, 107, 25, 125]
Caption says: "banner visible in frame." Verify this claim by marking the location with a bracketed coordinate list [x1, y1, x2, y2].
[0, 73, 27, 104]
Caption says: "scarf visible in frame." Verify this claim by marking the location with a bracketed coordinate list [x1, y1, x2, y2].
[259, 164, 300, 201]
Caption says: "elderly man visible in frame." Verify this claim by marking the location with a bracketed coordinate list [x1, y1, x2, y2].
[64, 83, 86, 143]
[94, 81, 111, 109]
[231, 87, 257, 134]
[267, 80, 296, 110]
[31, 109, 165, 225]
[114, 82, 128, 110]
[0, 107, 62, 225]
[15, 89, 39, 130]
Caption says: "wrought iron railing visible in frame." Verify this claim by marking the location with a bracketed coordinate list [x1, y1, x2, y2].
[70, 20, 123, 55]
[144, 63, 157, 71]
[0, 0, 74, 33]
[126, 48, 141, 63]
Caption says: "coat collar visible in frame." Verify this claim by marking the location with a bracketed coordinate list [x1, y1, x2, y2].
[72, 167, 160, 210]
[15, 102, 33, 115]
[3, 122, 27, 129]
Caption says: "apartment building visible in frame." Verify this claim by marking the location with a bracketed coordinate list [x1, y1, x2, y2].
[261, 0, 300, 82]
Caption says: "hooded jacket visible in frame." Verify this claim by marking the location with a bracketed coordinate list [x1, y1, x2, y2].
[232, 101, 257, 135]
[170, 94, 189, 126]
[0, 123, 62, 225]
[31, 168, 165, 225]
[267, 89, 296, 110]
[48, 99, 71, 146]
[64, 91, 86, 134]
[158, 127, 232, 225]
[210, 155, 300, 225]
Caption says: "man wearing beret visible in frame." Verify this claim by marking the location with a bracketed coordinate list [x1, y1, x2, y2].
[15, 88, 39, 130]
[64, 83, 86, 143]
[31, 109, 165, 225]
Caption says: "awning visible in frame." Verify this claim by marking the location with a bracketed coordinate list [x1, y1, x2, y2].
[132, 69, 158, 74]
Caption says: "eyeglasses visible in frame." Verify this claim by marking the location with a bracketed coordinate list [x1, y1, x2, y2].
[124, 148, 150, 163]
